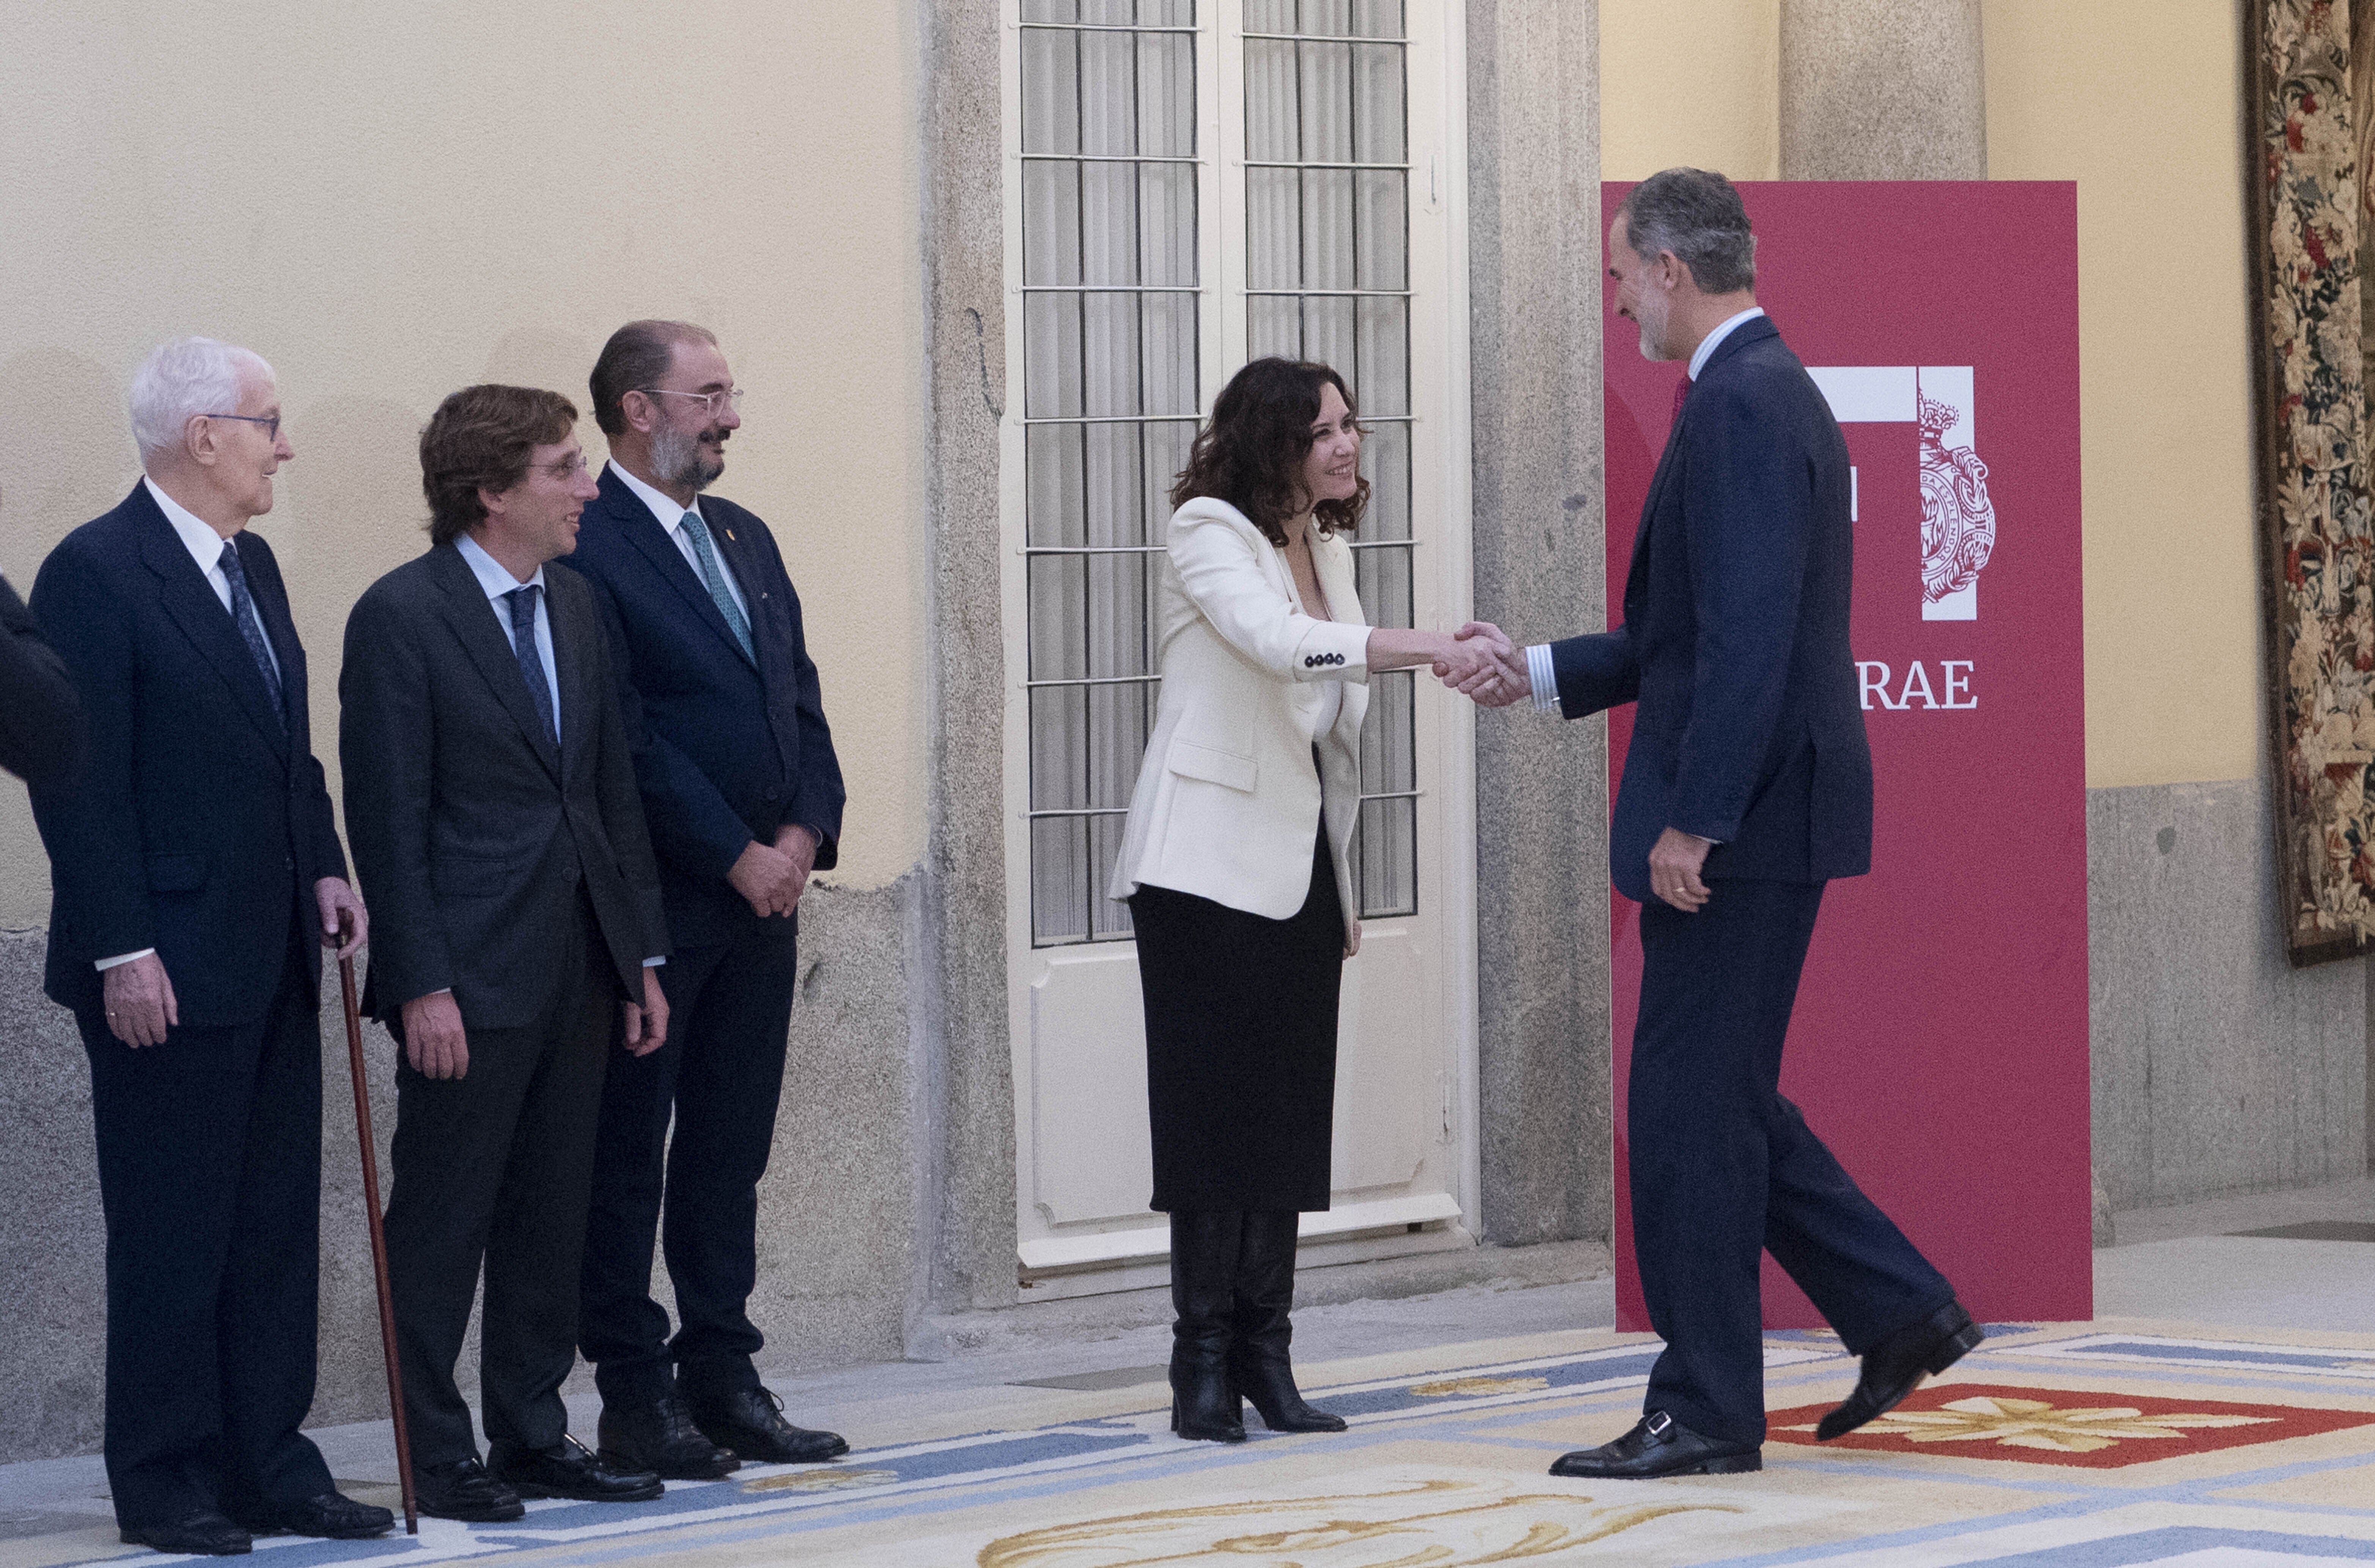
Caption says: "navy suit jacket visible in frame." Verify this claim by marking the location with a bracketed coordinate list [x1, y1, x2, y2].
[28, 482, 346, 1025]
[560, 466, 845, 947]
[1548, 316, 1873, 903]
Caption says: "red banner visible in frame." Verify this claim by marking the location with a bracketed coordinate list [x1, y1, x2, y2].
[1604, 182, 2089, 1329]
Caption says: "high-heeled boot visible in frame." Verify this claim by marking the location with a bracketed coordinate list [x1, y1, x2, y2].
[1227, 1210, 1346, 1432]
[1166, 1211, 1247, 1442]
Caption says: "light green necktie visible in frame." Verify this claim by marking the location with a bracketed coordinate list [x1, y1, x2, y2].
[679, 511, 754, 661]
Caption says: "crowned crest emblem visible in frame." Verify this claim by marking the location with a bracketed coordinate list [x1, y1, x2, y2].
[1917, 389, 1997, 605]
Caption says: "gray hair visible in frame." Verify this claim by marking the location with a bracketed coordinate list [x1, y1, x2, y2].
[1617, 168, 1757, 295]
[129, 337, 272, 462]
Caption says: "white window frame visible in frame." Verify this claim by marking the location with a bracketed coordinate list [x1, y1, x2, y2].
[997, 0, 1479, 1286]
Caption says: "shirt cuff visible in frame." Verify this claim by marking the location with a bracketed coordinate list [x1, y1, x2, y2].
[1525, 644, 1560, 714]
[96, 949, 155, 971]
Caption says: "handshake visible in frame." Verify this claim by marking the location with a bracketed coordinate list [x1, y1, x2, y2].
[1427, 621, 1530, 709]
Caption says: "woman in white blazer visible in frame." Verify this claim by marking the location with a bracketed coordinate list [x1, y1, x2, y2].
[1109, 359, 1504, 1444]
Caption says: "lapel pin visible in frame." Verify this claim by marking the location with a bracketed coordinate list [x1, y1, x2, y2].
[725, 528, 737, 542]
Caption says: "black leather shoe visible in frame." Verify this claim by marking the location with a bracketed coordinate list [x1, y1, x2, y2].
[233, 1491, 393, 1540]
[1549, 1411, 1762, 1478]
[413, 1456, 526, 1522]
[1817, 1299, 1984, 1441]
[490, 1436, 665, 1502]
[599, 1394, 741, 1480]
[119, 1511, 252, 1555]
[688, 1387, 850, 1464]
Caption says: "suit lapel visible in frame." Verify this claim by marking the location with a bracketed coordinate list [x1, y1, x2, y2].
[548, 572, 593, 782]
[428, 544, 562, 783]
[703, 505, 771, 673]
[601, 470, 754, 669]
[1312, 531, 1365, 630]
[132, 493, 290, 763]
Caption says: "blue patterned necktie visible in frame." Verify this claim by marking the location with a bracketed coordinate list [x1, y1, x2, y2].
[505, 584, 557, 745]
[215, 540, 284, 724]
[678, 511, 754, 661]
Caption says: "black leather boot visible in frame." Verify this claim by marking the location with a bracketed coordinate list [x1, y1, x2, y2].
[1227, 1209, 1345, 1433]
[1167, 1211, 1247, 1442]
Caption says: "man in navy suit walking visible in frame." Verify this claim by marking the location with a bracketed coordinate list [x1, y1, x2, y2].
[564, 321, 849, 1476]
[29, 338, 391, 1552]
[1455, 170, 1979, 1478]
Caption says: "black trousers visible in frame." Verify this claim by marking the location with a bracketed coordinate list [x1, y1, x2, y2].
[80, 917, 333, 1529]
[383, 909, 612, 1466]
[579, 911, 799, 1405]
[1631, 880, 1952, 1446]
[1130, 826, 1343, 1213]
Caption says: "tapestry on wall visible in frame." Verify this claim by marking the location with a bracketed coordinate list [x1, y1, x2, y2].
[2249, 0, 2375, 965]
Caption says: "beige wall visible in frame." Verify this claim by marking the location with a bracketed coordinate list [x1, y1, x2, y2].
[0, 3, 928, 931]
[1600, 0, 1780, 183]
[1601, 0, 2262, 788]
[1984, 0, 2259, 787]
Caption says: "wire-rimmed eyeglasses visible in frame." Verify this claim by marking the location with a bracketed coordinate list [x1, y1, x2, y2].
[639, 387, 745, 418]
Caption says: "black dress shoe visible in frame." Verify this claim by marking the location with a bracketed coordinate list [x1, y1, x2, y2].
[489, 1436, 665, 1503]
[1549, 1411, 1762, 1479]
[1817, 1299, 1985, 1441]
[413, 1456, 526, 1523]
[234, 1491, 394, 1540]
[599, 1394, 742, 1480]
[119, 1510, 252, 1555]
[688, 1387, 849, 1464]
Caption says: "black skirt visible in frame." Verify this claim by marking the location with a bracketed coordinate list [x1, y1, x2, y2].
[1128, 824, 1343, 1213]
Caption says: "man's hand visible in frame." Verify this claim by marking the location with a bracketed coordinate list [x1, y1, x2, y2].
[400, 990, 469, 1079]
[774, 823, 820, 911]
[1442, 622, 1530, 708]
[1648, 826, 1714, 912]
[102, 953, 178, 1048]
[1430, 633, 1507, 698]
[623, 967, 670, 1057]
[315, 876, 367, 960]
[727, 837, 803, 918]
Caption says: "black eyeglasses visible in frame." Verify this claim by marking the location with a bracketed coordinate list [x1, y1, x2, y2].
[205, 413, 282, 441]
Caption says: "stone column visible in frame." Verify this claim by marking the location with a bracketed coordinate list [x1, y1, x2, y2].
[1779, 0, 1986, 179]
[1467, 0, 1611, 1248]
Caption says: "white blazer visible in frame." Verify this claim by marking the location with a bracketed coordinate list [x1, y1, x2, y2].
[1108, 497, 1372, 934]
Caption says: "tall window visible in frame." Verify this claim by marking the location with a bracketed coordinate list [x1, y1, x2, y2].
[1020, 0, 1415, 946]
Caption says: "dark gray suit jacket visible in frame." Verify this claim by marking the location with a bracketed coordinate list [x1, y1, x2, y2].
[339, 540, 667, 1028]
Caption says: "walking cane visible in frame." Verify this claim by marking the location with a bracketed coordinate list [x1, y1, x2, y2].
[340, 955, 419, 1535]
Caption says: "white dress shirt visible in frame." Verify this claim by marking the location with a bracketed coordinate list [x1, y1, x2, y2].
[609, 460, 749, 622]
[1523, 307, 1769, 715]
[99, 481, 288, 973]
[455, 533, 561, 745]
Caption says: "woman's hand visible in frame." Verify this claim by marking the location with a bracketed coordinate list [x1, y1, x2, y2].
[1343, 920, 1362, 960]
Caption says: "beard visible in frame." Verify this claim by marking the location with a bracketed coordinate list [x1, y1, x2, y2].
[1633, 289, 1672, 362]
[651, 421, 727, 493]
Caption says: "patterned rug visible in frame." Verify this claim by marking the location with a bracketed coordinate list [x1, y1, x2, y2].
[10, 1317, 2375, 1567]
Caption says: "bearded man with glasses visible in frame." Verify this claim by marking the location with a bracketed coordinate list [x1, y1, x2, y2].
[562, 321, 848, 1476]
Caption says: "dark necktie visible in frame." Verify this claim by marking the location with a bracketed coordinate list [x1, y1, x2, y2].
[505, 585, 557, 745]
[216, 540, 284, 724]
[679, 511, 754, 661]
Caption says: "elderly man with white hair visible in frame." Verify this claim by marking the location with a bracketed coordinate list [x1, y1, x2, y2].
[27, 337, 390, 1555]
